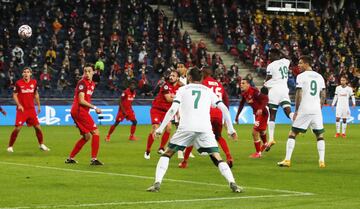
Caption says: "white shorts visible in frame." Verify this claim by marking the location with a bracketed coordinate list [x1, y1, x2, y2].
[168, 131, 219, 154]
[335, 107, 350, 118]
[292, 112, 324, 134]
[268, 86, 291, 109]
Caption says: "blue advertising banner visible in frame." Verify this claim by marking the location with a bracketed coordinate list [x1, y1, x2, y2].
[0, 105, 358, 126]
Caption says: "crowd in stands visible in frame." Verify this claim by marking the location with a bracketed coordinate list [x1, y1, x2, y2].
[0, 0, 359, 100]
[185, 0, 360, 97]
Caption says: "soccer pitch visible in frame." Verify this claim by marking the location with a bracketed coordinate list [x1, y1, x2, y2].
[0, 124, 359, 209]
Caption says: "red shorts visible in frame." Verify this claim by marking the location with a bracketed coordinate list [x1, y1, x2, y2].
[15, 109, 39, 127]
[116, 109, 136, 122]
[253, 113, 268, 132]
[211, 115, 223, 138]
[150, 108, 166, 125]
[71, 110, 97, 135]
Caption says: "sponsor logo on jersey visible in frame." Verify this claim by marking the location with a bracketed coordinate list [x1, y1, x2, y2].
[21, 89, 35, 93]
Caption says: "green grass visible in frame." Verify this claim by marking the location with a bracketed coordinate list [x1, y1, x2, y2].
[0, 124, 359, 209]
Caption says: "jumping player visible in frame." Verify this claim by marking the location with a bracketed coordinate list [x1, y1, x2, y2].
[236, 78, 269, 158]
[7, 67, 50, 152]
[264, 49, 294, 151]
[106, 80, 138, 141]
[65, 63, 103, 165]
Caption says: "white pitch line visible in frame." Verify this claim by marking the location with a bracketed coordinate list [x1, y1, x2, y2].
[0, 193, 313, 209]
[0, 161, 314, 196]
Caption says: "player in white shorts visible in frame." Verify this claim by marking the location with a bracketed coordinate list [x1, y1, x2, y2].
[146, 67, 242, 193]
[331, 76, 355, 138]
[278, 55, 326, 168]
[264, 49, 294, 151]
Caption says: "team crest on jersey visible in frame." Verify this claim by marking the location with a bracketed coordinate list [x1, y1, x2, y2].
[30, 84, 34, 88]
[163, 85, 169, 90]
[79, 85, 84, 90]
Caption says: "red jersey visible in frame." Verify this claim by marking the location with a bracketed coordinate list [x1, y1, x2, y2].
[14, 79, 38, 110]
[71, 78, 95, 113]
[152, 81, 179, 111]
[120, 88, 136, 110]
[203, 76, 229, 118]
[238, 86, 268, 115]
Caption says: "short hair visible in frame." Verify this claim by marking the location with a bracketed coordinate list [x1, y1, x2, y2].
[84, 63, 94, 70]
[23, 66, 32, 72]
[269, 48, 281, 57]
[242, 78, 251, 84]
[188, 67, 202, 82]
[171, 69, 181, 77]
[299, 55, 312, 65]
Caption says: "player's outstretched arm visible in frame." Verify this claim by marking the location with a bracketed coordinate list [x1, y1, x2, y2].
[218, 102, 237, 140]
[235, 99, 245, 124]
[155, 102, 180, 136]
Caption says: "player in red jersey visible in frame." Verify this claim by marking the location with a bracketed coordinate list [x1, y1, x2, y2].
[106, 80, 138, 141]
[179, 67, 235, 168]
[235, 78, 269, 158]
[7, 67, 50, 152]
[65, 64, 103, 165]
[144, 70, 180, 159]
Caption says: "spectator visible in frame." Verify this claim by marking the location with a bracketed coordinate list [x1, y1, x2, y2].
[45, 46, 56, 66]
[11, 44, 24, 66]
[40, 69, 51, 90]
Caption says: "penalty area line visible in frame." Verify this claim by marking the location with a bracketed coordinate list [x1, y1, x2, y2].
[0, 193, 313, 209]
[0, 161, 314, 196]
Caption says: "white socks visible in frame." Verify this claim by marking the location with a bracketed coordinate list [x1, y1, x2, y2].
[218, 162, 235, 183]
[155, 156, 170, 183]
[336, 121, 340, 133]
[342, 122, 347, 134]
[317, 140, 325, 162]
[268, 121, 275, 142]
[285, 138, 296, 161]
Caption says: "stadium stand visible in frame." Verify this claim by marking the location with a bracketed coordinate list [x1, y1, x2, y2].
[0, 0, 359, 101]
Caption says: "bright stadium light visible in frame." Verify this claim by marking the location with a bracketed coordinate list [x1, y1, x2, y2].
[266, 0, 311, 13]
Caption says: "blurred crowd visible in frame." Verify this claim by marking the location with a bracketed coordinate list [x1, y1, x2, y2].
[184, 0, 360, 97]
[0, 0, 359, 99]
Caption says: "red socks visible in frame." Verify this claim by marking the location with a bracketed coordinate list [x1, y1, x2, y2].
[183, 146, 194, 161]
[254, 140, 261, 153]
[260, 133, 267, 144]
[70, 138, 87, 158]
[35, 129, 44, 144]
[130, 125, 136, 136]
[146, 133, 154, 153]
[107, 125, 116, 136]
[217, 136, 232, 160]
[9, 129, 19, 147]
[91, 135, 100, 159]
[159, 131, 170, 149]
